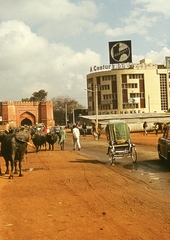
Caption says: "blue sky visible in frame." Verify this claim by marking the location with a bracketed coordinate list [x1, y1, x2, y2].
[0, 0, 170, 107]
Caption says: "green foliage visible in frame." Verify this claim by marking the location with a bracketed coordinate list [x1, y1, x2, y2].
[30, 90, 47, 102]
[21, 98, 30, 102]
[21, 89, 48, 102]
[52, 96, 84, 111]
[52, 96, 85, 125]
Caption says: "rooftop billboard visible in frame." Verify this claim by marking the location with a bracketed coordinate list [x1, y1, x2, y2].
[109, 40, 132, 64]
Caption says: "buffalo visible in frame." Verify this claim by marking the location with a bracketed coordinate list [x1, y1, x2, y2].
[46, 132, 58, 150]
[31, 131, 47, 152]
[1, 132, 29, 179]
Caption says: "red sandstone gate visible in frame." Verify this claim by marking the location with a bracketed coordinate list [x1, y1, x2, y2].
[0, 101, 55, 128]
[20, 112, 36, 126]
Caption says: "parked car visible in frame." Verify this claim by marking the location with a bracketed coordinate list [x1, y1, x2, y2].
[51, 125, 60, 135]
[158, 124, 170, 160]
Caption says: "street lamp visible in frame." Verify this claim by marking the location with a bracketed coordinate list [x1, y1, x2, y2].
[84, 84, 98, 133]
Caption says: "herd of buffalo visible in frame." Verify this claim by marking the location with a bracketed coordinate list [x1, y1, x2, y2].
[0, 125, 58, 179]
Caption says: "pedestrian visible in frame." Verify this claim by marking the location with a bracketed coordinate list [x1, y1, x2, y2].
[82, 122, 87, 139]
[72, 124, 81, 150]
[91, 120, 100, 140]
[58, 127, 66, 150]
[143, 121, 148, 135]
[43, 125, 47, 133]
[155, 123, 159, 135]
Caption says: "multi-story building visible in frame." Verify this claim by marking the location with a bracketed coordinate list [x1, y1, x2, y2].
[86, 58, 170, 115]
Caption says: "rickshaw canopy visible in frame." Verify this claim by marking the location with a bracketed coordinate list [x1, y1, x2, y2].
[105, 121, 130, 143]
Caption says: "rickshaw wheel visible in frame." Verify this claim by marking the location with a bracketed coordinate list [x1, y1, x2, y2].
[131, 148, 137, 163]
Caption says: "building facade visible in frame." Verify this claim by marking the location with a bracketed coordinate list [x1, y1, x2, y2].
[0, 101, 55, 128]
[86, 58, 170, 115]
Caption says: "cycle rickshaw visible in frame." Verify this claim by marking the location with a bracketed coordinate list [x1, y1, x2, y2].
[105, 121, 137, 165]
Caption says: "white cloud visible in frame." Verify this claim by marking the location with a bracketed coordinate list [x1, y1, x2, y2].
[146, 47, 170, 63]
[0, 0, 98, 21]
[0, 0, 168, 48]
[132, 47, 170, 64]
[133, 0, 170, 17]
[0, 0, 98, 39]
[0, 20, 101, 106]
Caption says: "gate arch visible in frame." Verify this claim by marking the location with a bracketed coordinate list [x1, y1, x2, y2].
[21, 118, 32, 126]
[19, 112, 36, 126]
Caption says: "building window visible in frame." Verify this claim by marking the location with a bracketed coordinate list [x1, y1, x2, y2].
[102, 75, 116, 81]
[129, 74, 144, 79]
[160, 74, 168, 110]
[101, 85, 110, 90]
[112, 93, 117, 99]
[122, 83, 138, 88]
[103, 94, 117, 100]
[87, 78, 93, 84]
[100, 105, 111, 110]
[122, 102, 139, 109]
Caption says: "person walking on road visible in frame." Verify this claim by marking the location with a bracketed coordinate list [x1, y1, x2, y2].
[143, 121, 148, 135]
[58, 126, 66, 150]
[82, 122, 87, 139]
[72, 124, 81, 150]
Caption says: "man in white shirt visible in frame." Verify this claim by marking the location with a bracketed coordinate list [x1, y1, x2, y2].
[72, 124, 81, 150]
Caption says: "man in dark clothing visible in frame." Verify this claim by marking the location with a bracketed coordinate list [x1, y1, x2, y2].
[82, 122, 87, 139]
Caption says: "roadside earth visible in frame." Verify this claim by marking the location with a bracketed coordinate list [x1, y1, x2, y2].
[0, 131, 169, 240]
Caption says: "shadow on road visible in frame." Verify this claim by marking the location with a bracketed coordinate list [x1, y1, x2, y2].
[69, 159, 107, 164]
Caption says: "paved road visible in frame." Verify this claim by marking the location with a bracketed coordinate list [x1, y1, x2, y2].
[66, 132, 170, 198]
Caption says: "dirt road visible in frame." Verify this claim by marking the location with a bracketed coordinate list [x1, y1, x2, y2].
[0, 132, 170, 240]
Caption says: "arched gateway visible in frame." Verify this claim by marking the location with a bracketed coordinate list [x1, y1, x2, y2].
[20, 112, 35, 126]
[0, 101, 55, 128]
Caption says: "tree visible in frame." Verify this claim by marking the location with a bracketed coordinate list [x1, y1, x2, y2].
[30, 90, 47, 102]
[52, 96, 85, 125]
[21, 98, 30, 102]
[21, 89, 48, 102]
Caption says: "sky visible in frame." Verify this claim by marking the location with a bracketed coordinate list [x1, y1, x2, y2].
[0, 0, 170, 107]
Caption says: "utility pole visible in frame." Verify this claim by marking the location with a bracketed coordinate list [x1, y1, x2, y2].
[72, 108, 75, 124]
[132, 91, 134, 114]
[65, 103, 67, 126]
[148, 95, 150, 113]
[95, 84, 98, 133]
[84, 85, 99, 136]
